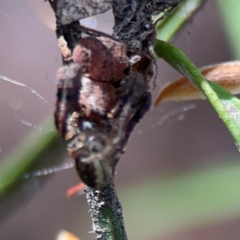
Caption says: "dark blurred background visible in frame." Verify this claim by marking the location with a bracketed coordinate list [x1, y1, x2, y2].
[0, 1, 240, 240]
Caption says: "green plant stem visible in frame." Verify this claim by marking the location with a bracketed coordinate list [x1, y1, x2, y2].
[154, 40, 240, 148]
[156, 0, 207, 42]
[0, 116, 62, 195]
[85, 181, 127, 240]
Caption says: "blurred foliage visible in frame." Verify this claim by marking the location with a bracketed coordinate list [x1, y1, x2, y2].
[121, 160, 240, 239]
[0, 116, 62, 195]
[1, 1, 240, 240]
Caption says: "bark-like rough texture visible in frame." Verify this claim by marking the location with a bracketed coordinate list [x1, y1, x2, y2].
[85, 181, 127, 240]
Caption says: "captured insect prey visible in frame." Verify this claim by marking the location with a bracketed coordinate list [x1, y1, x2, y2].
[48, 0, 181, 189]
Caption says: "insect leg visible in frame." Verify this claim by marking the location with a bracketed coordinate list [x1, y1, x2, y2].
[54, 63, 81, 139]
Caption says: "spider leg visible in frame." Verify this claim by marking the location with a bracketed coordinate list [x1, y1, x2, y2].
[54, 63, 81, 139]
[116, 71, 149, 142]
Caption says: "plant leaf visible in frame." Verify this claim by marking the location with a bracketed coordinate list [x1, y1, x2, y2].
[155, 61, 240, 104]
[154, 40, 240, 148]
[0, 116, 63, 195]
[155, 0, 207, 42]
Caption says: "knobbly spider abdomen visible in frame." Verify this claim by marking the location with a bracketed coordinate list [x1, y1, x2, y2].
[67, 130, 116, 189]
[73, 36, 129, 82]
[78, 75, 117, 119]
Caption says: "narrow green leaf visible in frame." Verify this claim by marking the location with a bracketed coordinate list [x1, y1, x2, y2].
[154, 40, 240, 148]
[0, 116, 63, 195]
[156, 0, 207, 42]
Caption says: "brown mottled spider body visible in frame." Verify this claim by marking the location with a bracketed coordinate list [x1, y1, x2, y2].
[50, 0, 180, 189]
[54, 26, 151, 188]
[73, 36, 130, 82]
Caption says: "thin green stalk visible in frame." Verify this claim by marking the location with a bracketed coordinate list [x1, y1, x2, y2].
[154, 40, 240, 148]
[156, 0, 207, 42]
[0, 116, 62, 195]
